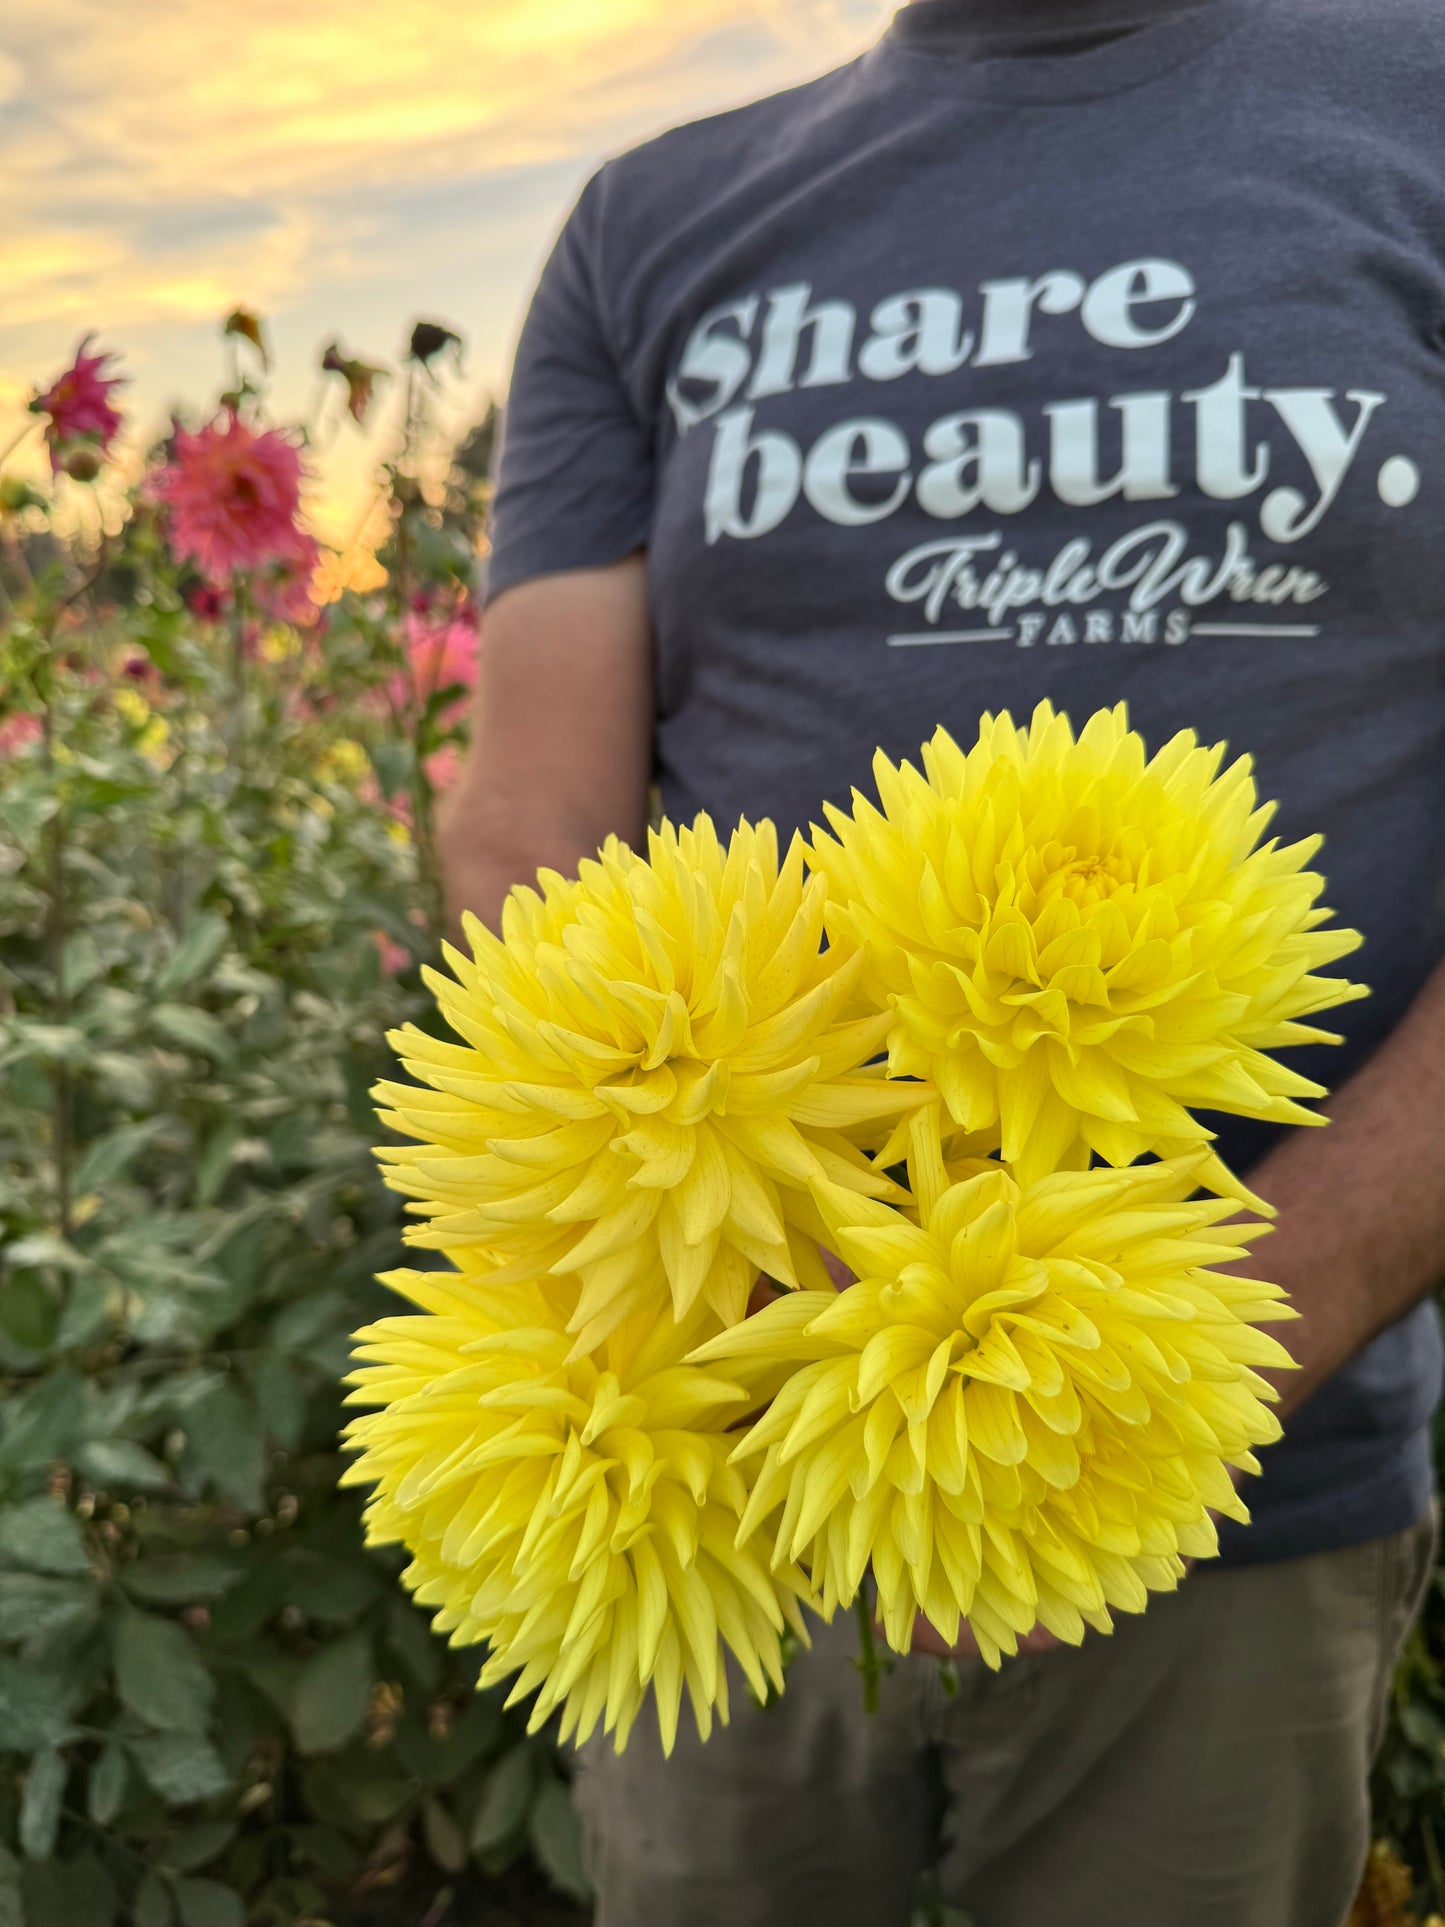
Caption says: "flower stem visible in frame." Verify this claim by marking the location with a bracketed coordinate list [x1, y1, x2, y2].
[854, 1589, 883, 1716]
[0, 418, 37, 469]
[38, 646, 73, 1243]
[227, 577, 248, 767]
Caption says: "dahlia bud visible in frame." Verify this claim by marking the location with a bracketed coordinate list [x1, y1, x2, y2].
[62, 444, 102, 483]
[0, 476, 48, 516]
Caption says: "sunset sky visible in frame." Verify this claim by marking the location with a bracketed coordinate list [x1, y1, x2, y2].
[1, 0, 893, 547]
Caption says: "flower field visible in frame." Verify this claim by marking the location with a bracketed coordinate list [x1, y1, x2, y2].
[0, 323, 589, 1926]
[0, 321, 1441, 1927]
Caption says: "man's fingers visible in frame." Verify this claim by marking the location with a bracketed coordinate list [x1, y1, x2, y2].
[902, 1611, 1062, 1661]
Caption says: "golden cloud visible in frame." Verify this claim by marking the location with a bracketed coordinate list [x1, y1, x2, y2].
[0, 0, 891, 512]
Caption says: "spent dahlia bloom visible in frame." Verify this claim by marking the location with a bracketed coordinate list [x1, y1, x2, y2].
[152, 414, 308, 580]
[31, 336, 126, 476]
[695, 1118, 1293, 1667]
[809, 703, 1365, 1204]
[375, 818, 926, 1349]
[343, 1269, 813, 1753]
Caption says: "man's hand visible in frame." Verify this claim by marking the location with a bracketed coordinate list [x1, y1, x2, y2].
[907, 1614, 1062, 1660]
[1226, 958, 1445, 1420]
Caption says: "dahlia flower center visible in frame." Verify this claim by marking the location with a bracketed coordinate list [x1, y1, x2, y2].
[1038, 846, 1135, 911]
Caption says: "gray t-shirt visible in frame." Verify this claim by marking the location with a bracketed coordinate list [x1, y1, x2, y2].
[487, 0, 1445, 1564]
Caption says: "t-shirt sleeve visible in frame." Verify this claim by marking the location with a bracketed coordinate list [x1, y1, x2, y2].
[485, 168, 654, 605]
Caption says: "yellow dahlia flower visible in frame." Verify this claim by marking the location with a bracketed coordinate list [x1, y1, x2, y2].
[375, 818, 923, 1349]
[343, 1267, 813, 1754]
[809, 703, 1365, 1201]
[694, 1117, 1294, 1667]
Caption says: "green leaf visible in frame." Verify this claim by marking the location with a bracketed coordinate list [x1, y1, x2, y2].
[134, 1868, 174, 1927]
[0, 1498, 91, 1575]
[182, 1381, 265, 1513]
[162, 1825, 236, 1874]
[87, 1743, 129, 1826]
[276, 1550, 382, 1622]
[89, 1050, 155, 1109]
[193, 1120, 245, 1207]
[74, 1118, 169, 1193]
[130, 1734, 232, 1806]
[423, 1796, 468, 1875]
[0, 1846, 21, 1927]
[7, 1024, 86, 1069]
[249, 1354, 309, 1451]
[0, 1274, 57, 1353]
[1, 1232, 86, 1272]
[114, 1612, 215, 1733]
[75, 1439, 173, 1494]
[0, 1657, 79, 1752]
[270, 1288, 349, 1353]
[174, 1878, 243, 1927]
[156, 914, 229, 997]
[0, 1371, 85, 1473]
[528, 1777, 591, 1902]
[19, 1855, 115, 1927]
[55, 1274, 116, 1352]
[19, 1748, 66, 1860]
[122, 1556, 240, 1605]
[151, 1005, 234, 1065]
[291, 1631, 372, 1755]
[366, 740, 413, 801]
[0, 1573, 96, 1645]
[60, 932, 108, 999]
[393, 1692, 502, 1789]
[468, 1744, 535, 1856]
[384, 1598, 445, 1697]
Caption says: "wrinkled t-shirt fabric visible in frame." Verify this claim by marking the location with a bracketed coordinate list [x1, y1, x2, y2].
[485, 0, 1445, 1564]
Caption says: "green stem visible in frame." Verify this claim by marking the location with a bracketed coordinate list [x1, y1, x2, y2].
[1423, 1813, 1444, 1909]
[854, 1589, 882, 1716]
[227, 577, 248, 768]
[0, 417, 37, 469]
[39, 658, 73, 1242]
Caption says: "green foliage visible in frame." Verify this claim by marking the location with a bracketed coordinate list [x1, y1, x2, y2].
[0, 476, 586, 1923]
[1368, 1418, 1445, 1919]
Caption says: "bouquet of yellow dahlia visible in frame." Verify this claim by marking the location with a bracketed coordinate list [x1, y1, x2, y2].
[344, 704, 1364, 1752]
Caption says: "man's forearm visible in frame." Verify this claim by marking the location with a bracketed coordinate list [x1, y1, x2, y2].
[1243, 957, 1445, 1414]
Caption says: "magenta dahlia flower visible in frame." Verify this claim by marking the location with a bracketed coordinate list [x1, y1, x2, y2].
[31, 337, 126, 477]
[152, 414, 308, 581]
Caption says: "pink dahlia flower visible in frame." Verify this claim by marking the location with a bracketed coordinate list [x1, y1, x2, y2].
[390, 604, 478, 720]
[372, 930, 411, 977]
[31, 337, 126, 477]
[0, 713, 42, 757]
[424, 742, 461, 793]
[152, 414, 308, 580]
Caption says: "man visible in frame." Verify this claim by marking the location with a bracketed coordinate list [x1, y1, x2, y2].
[441, 0, 1445, 1920]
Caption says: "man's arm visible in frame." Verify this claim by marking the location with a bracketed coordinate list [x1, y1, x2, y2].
[438, 554, 653, 937]
[1247, 957, 1445, 1415]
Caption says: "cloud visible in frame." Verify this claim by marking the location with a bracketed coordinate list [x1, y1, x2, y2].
[0, 0, 892, 514]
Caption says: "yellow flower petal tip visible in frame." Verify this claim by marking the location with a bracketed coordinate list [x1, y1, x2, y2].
[376, 817, 924, 1345]
[695, 1127, 1295, 1668]
[343, 1269, 814, 1756]
[808, 701, 1366, 1195]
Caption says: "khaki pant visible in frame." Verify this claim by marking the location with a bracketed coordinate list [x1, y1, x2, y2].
[574, 1513, 1437, 1927]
